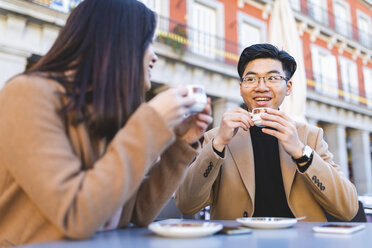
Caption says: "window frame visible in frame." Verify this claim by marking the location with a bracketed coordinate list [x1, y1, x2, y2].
[356, 10, 371, 48]
[333, 0, 352, 38]
[308, 0, 328, 26]
[363, 67, 372, 107]
[289, 0, 301, 11]
[237, 11, 267, 54]
[139, 0, 170, 18]
[187, 0, 225, 59]
[338, 56, 360, 103]
[311, 44, 338, 98]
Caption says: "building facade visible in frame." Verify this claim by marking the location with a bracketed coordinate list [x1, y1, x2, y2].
[0, 0, 372, 195]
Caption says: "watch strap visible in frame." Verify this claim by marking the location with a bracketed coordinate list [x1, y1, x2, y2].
[292, 145, 313, 164]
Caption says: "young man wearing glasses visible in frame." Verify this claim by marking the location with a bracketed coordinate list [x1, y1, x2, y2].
[175, 43, 358, 221]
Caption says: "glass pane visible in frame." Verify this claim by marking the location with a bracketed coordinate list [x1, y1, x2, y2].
[358, 16, 370, 47]
[240, 23, 261, 50]
[334, 3, 349, 37]
[308, 0, 326, 24]
[139, 0, 162, 14]
[363, 69, 372, 107]
[340, 59, 350, 101]
[191, 3, 217, 58]
[289, 0, 300, 11]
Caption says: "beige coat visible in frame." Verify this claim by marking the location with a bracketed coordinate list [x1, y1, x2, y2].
[175, 123, 358, 222]
[0, 75, 197, 245]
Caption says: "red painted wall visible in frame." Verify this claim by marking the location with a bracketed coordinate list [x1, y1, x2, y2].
[167, 0, 372, 100]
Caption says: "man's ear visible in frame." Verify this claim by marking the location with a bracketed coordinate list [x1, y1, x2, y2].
[286, 81, 293, 96]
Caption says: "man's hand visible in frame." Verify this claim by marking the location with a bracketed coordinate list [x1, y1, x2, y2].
[260, 108, 304, 158]
[174, 98, 213, 145]
[213, 108, 253, 151]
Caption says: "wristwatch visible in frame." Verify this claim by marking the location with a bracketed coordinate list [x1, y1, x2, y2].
[292, 145, 313, 165]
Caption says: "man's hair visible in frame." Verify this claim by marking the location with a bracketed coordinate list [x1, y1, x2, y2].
[27, 0, 156, 141]
[237, 43, 297, 81]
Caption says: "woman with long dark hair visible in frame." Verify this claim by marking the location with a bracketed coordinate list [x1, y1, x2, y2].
[0, 0, 212, 245]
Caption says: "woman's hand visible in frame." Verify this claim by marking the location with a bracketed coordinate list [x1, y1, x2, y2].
[174, 98, 213, 145]
[148, 87, 195, 130]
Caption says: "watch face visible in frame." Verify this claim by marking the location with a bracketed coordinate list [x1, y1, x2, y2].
[303, 145, 313, 158]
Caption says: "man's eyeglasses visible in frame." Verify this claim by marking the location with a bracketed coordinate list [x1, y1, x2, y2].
[241, 74, 288, 88]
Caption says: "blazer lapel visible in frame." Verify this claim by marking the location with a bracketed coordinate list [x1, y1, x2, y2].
[227, 128, 255, 204]
[279, 143, 297, 201]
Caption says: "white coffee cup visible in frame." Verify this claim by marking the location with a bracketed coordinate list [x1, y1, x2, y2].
[251, 107, 269, 127]
[186, 84, 207, 114]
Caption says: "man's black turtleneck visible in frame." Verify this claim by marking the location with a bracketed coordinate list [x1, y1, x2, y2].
[250, 125, 294, 218]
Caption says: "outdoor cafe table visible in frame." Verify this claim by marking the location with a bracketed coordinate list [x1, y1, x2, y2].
[20, 220, 371, 248]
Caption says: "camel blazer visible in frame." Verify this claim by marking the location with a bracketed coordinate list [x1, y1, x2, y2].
[0, 75, 197, 245]
[175, 123, 358, 221]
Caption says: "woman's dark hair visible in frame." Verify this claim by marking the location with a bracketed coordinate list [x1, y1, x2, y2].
[27, 0, 156, 140]
[237, 43, 297, 81]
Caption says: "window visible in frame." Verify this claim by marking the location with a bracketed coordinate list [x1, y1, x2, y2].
[363, 67, 372, 107]
[333, 0, 351, 38]
[187, 0, 224, 59]
[139, 0, 169, 17]
[308, 0, 328, 25]
[237, 12, 266, 53]
[339, 57, 359, 103]
[311, 45, 338, 97]
[357, 11, 371, 48]
[289, 0, 301, 11]
[140, 0, 170, 38]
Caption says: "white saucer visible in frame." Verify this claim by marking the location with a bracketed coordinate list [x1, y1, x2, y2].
[236, 217, 298, 229]
[148, 221, 223, 238]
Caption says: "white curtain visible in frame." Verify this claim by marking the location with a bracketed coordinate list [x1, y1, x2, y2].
[269, 0, 307, 123]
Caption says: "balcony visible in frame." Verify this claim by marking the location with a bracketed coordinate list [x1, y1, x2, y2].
[156, 15, 371, 108]
[17, 2, 371, 108]
[306, 67, 372, 109]
[296, 1, 372, 50]
[156, 15, 240, 66]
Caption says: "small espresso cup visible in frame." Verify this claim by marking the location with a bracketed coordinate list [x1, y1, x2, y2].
[251, 107, 269, 127]
[186, 84, 207, 114]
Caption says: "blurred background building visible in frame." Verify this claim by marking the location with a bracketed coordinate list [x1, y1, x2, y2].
[0, 0, 372, 196]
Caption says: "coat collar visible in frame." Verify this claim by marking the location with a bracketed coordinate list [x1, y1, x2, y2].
[227, 127, 297, 206]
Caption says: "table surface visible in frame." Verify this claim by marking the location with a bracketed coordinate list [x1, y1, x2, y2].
[20, 221, 371, 248]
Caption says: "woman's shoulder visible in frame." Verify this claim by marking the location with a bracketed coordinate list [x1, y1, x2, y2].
[4, 73, 66, 94]
[0, 73, 67, 110]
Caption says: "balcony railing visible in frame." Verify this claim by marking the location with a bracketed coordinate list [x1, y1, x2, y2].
[157, 16, 371, 107]
[26, 0, 82, 13]
[20, 3, 371, 107]
[306, 68, 371, 106]
[156, 15, 240, 65]
[297, 1, 372, 50]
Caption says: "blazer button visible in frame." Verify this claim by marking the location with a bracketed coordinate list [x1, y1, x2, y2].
[243, 211, 248, 217]
[321, 186, 325, 191]
[203, 172, 208, 178]
[312, 175, 317, 181]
